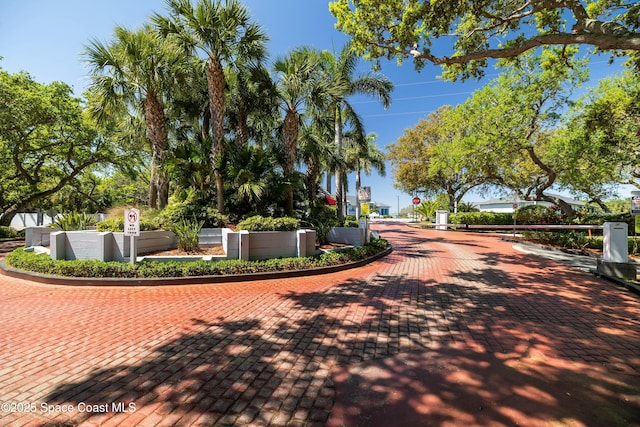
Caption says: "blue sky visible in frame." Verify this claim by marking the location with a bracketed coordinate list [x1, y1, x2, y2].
[0, 0, 632, 213]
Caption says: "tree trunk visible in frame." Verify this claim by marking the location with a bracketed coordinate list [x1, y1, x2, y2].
[334, 107, 344, 221]
[307, 157, 319, 205]
[355, 163, 362, 219]
[144, 93, 169, 209]
[207, 57, 226, 214]
[236, 112, 249, 153]
[282, 109, 299, 216]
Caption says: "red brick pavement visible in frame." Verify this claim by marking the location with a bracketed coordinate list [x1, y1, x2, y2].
[0, 224, 638, 426]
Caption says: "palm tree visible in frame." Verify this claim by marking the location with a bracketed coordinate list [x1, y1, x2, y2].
[225, 62, 277, 153]
[319, 43, 393, 220]
[154, 0, 268, 214]
[84, 25, 185, 209]
[344, 132, 386, 218]
[273, 47, 326, 215]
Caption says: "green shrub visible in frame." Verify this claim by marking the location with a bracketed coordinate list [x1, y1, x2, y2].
[5, 238, 389, 278]
[237, 215, 300, 231]
[53, 212, 97, 231]
[304, 205, 341, 244]
[96, 217, 159, 232]
[449, 212, 514, 225]
[0, 226, 19, 239]
[513, 205, 561, 224]
[168, 217, 204, 253]
[157, 200, 227, 228]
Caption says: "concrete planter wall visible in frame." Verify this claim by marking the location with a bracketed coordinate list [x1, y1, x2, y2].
[46, 228, 317, 262]
[237, 229, 316, 261]
[328, 227, 367, 246]
[25, 227, 54, 247]
[50, 230, 177, 261]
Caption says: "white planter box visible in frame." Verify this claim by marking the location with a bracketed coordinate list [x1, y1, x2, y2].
[328, 227, 366, 246]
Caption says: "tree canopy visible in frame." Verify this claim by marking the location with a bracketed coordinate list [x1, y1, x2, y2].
[329, 0, 640, 79]
[0, 68, 120, 225]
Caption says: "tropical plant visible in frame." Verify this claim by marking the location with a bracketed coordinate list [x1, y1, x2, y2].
[52, 212, 97, 231]
[84, 25, 186, 209]
[272, 46, 326, 215]
[344, 131, 386, 219]
[318, 43, 393, 220]
[169, 216, 204, 252]
[154, 0, 268, 214]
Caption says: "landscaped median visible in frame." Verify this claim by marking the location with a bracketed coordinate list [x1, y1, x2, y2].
[0, 238, 391, 286]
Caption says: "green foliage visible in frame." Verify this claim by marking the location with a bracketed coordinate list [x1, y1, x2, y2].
[414, 196, 448, 221]
[96, 217, 159, 232]
[0, 226, 19, 239]
[237, 215, 300, 232]
[157, 199, 228, 228]
[449, 212, 514, 225]
[513, 205, 561, 225]
[168, 217, 204, 253]
[304, 205, 342, 244]
[0, 67, 119, 226]
[5, 238, 389, 278]
[52, 212, 97, 231]
[329, 0, 638, 80]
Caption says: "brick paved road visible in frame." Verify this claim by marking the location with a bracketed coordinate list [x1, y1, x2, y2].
[0, 224, 638, 426]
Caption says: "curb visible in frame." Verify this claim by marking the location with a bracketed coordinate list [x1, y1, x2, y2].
[0, 246, 392, 287]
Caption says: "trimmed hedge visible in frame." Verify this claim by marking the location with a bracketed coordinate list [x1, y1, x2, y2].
[237, 215, 300, 232]
[96, 217, 160, 232]
[522, 231, 639, 255]
[5, 239, 389, 278]
[449, 212, 514, 225]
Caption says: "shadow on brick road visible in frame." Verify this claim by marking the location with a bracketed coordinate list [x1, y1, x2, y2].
[40, 247, 640, 426]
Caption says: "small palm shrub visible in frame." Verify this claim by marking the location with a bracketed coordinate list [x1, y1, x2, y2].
[53, 212, 96, 231]
[169, 217, 204, 253]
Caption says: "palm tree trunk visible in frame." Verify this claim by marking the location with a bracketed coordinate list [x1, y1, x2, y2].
[207, 57, 226, 214]
[144, 93, 169, 209]
[236, 112, 249, 152]
[334, 107, 344, 221]
[355, 161, 362, 219]
[283, 109, 299, 215]
[306, 157, 319, 205]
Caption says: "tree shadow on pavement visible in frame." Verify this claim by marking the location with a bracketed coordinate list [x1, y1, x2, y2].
[39, 225, 640, 427]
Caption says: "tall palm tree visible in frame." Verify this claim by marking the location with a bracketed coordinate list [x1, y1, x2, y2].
[319, 43, 393, 220]
[344, 132, 386, 218]
[154, 0, 268, 214]
[273, 47, 326, 215]
[84, 25, 186, 209]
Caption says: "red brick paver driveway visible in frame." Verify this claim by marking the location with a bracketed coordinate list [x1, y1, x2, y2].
[0, 224, 639, 426]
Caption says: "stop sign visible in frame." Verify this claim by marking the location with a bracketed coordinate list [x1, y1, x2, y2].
[412, 197, 421, 205]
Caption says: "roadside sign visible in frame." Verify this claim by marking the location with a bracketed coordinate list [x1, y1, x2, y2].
[124, 208, 140, 236]
[631, 191, 640, 215]
[412, 197, 421, 205]
[513, 203, 518, 210]
[361, 203, 370, 215]
[358, 186, 371, 203]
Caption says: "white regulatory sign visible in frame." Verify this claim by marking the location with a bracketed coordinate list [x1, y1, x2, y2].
[124, 208, 140, 236]
[632, 191, 640, 216]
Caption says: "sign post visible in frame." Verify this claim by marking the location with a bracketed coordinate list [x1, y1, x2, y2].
[512, 203, 518, 237]
[124, 208, 140, 264]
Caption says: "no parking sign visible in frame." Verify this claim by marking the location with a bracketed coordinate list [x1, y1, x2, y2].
[124, 208, 140, 236]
